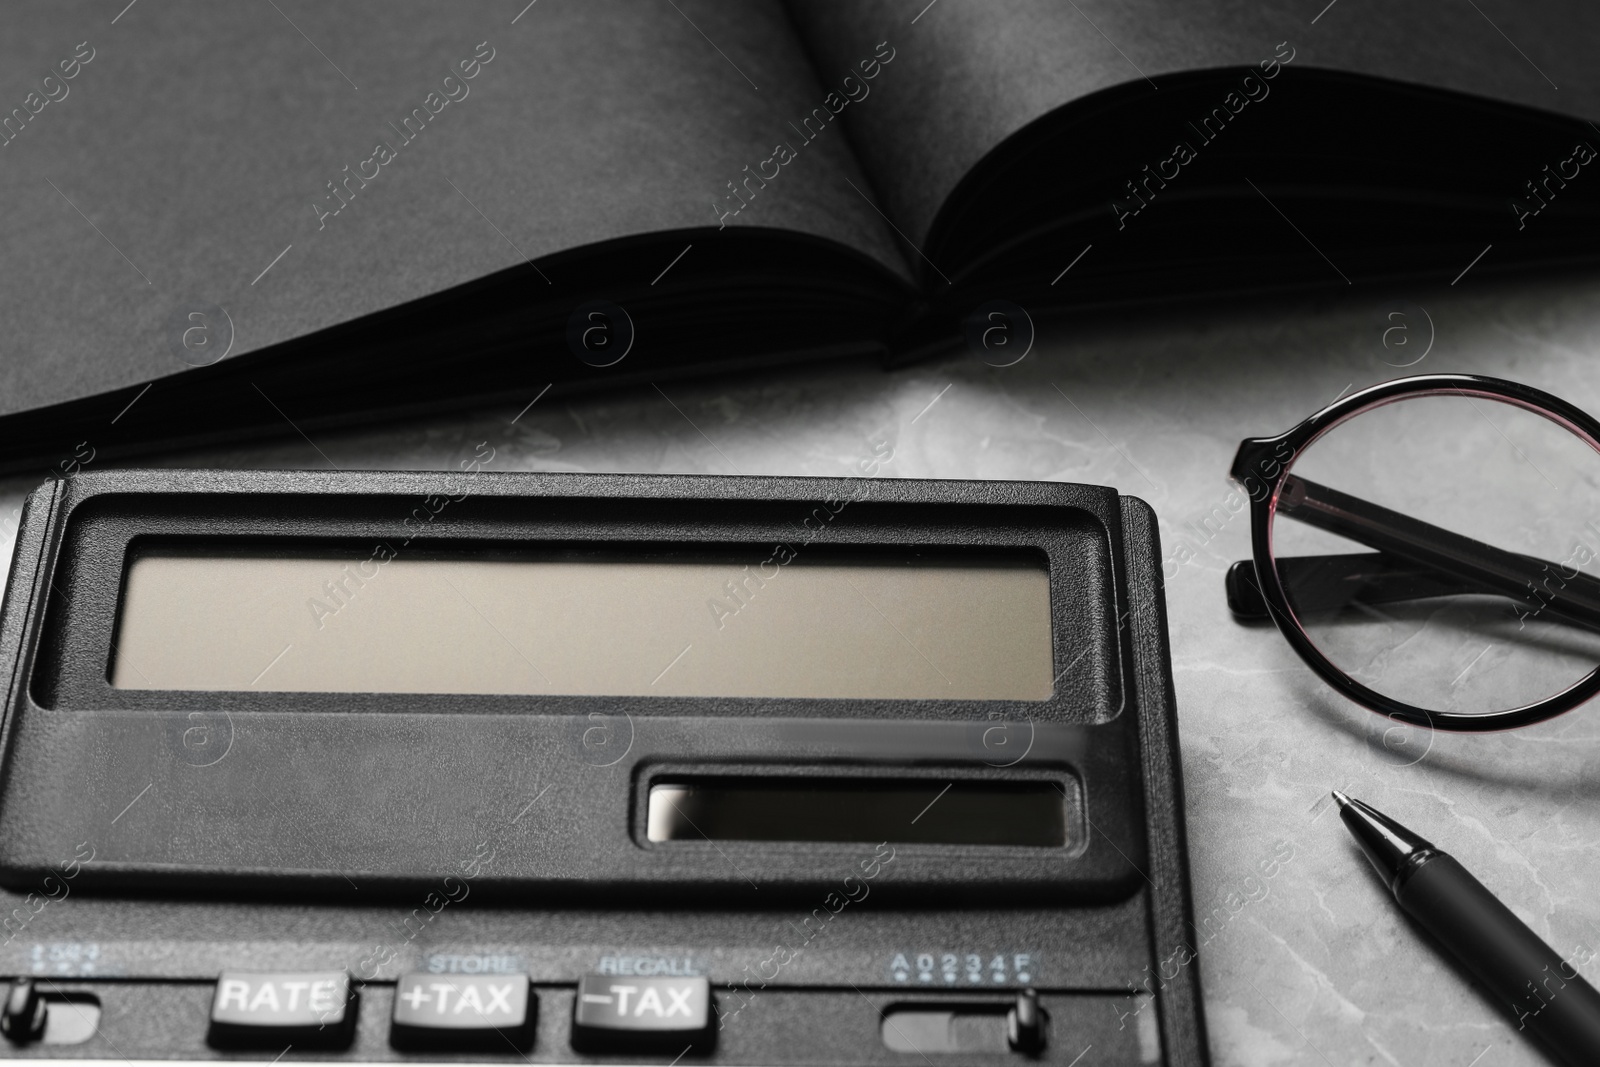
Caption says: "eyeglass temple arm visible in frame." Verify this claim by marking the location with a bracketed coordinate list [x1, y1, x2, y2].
[1226, 474, 1600, 629]
[1225, 553, 1492, 620]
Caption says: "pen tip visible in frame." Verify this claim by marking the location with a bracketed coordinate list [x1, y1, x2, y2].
[1331, 789, 1351, 809]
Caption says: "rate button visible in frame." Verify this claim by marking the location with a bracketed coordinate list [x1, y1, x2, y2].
[207, 971, 355, 1049]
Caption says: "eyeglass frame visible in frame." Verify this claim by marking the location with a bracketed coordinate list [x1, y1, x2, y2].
[1229, 372, 1600, 732]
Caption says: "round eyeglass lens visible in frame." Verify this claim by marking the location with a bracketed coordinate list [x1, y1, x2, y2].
[1268, 390, 1600, 718]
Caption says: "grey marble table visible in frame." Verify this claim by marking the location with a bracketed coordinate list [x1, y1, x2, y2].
[5, 268, 1600, 1066]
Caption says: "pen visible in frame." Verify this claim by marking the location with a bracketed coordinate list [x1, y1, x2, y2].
[1334, 790, 1600, 1064]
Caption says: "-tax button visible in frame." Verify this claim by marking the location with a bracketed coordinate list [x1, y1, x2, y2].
[572, 974, 712, 1051]
[390, 973, 534, 1051]
[207, 971, 356, 1050]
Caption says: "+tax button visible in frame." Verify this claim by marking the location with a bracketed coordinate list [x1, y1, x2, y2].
[390, 973, 534, 1051]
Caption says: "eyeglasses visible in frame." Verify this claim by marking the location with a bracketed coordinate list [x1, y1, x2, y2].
[1226, 373, 1600, 732]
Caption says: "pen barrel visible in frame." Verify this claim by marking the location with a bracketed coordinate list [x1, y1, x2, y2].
[1398, 854, 1600, 1064]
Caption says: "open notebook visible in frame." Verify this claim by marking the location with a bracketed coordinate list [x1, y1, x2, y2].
[2, 0, 1597, 474]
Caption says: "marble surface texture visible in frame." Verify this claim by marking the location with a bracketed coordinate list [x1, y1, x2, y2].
[5, 267, 1600, 1066]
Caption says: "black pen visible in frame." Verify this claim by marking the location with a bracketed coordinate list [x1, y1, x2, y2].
[1334, 791, 1600, 1064]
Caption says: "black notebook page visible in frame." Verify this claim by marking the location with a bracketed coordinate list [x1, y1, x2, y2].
[0, 0, 907, 421]
[788, 0, 1600, 254]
